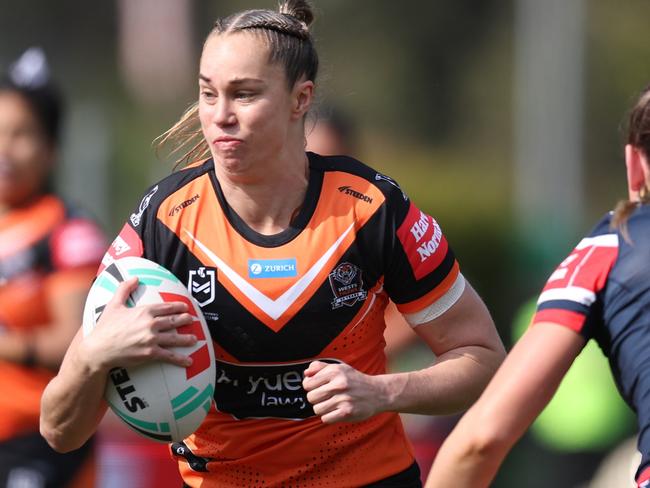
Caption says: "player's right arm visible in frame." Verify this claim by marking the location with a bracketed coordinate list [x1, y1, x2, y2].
[426, 228, 618, 487]
[40, 278, 196, 453]
[424, 322, 584, 487]
[40, 325, 111, 453]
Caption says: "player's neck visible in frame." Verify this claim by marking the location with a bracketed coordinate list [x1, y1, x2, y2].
[217, 153, 310, 235]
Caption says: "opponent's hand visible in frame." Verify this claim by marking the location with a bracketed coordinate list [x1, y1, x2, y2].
[80, 277, 197, 371]
[303, 361, 388, 424]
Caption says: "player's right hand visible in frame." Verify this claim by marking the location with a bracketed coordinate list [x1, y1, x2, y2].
[80, 277, 197, 371]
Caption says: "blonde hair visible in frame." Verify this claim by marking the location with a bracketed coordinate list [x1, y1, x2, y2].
[155, 103, 210, 169]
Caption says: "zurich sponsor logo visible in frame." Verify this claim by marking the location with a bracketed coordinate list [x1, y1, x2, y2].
[248, 258, 298, 279]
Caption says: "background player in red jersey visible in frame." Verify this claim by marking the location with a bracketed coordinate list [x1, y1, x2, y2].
[425, 84, 650, 488]
[41, 1, 505, 486]
[0, 48, 106, 487]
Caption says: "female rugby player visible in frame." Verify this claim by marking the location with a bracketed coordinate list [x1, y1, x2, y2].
[41, 2, 505, 486]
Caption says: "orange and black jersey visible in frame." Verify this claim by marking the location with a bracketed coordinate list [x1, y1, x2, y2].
[0, 194, 105, 441]
[103, 153, 462, 487]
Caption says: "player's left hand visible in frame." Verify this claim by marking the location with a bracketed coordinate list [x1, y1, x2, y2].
[303, 360, 388, 424]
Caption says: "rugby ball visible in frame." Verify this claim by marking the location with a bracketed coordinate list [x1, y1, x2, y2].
[82, 256, 215, 442]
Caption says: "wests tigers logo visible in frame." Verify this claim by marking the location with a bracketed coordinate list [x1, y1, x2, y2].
[328, 262, 367, 309]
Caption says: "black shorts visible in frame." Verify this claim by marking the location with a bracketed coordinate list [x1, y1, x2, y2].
[365, 461, 422, 488]
[0, 431, 94, 488]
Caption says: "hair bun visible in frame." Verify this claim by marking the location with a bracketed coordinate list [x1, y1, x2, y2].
[278, 0, 314, 28]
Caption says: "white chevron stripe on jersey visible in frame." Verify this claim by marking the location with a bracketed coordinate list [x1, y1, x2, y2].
[537, 286, 597, 307]
[184, 223, 355, 321]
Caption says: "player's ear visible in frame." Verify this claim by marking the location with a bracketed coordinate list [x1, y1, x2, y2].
[625, 144, 649, 200]
[291, 79, 313, 120]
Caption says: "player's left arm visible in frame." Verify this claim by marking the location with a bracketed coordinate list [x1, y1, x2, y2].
[303, 280, 506, 422]
[385, 280, 506, 414]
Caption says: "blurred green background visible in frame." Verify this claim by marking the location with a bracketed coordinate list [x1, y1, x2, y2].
[2, 1, 649, 486]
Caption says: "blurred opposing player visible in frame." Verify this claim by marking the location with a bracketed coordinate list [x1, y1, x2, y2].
[426, 84, 650, 488]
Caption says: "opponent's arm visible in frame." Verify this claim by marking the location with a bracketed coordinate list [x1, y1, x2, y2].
[424, 322, 585, 488]
[303, 281, 506, 422]
[40, 278, 196, 452]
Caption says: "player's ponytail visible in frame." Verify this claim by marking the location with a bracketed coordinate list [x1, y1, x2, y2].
[611, 85, 650, 237]
[154, 103, 210, 169]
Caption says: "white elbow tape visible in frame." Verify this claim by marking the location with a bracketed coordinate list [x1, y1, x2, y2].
[404, 273, 466, 327]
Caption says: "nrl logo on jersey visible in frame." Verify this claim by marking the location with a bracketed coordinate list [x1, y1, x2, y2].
[130, 185, 159, 227]
[328, 262, 367, 309]
[188, 266, 216, 307]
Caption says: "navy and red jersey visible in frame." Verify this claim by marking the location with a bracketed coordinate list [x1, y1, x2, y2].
[0, 194, 106, 440]
[531, 204, 650, 482]
[103, 152, 463, 487]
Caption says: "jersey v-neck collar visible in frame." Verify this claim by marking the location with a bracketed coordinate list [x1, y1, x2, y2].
[208, 152, 324, 248]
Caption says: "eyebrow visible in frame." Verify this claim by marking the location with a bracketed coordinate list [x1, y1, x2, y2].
[198, 74, 265, 86]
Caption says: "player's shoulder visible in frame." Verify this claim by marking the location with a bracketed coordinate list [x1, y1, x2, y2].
[583, 205, 650, 238]
[43, 195, 106, 269]
[147, 158, 212, 199]
[566, 211, 618, 251]
[578, 206, 650, 250]
[585, 211, 616, 239]
[611, 204, 650, 272]
[625, 203, 650, 235]
[128, 159, 213, 228]
[309, 152, 409, 205]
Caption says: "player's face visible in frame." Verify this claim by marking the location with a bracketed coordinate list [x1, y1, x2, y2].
[198, 32, 307, 177]
[0, 91, 53, 210]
